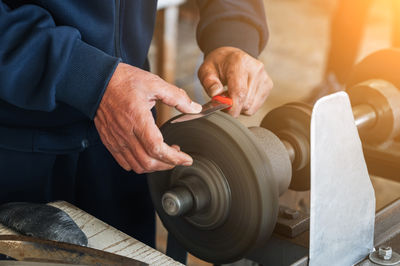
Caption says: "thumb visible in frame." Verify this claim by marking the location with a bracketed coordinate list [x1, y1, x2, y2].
[155, 83, 202, 114]
[198, 64, 224, 97]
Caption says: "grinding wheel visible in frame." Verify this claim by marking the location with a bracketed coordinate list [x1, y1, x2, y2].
[148, 112, 279, 264]
[260, 102, 312, 191]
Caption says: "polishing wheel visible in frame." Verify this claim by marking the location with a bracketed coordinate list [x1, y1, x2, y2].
[148, 112, 280, 263]
[260, 102, 312, 191]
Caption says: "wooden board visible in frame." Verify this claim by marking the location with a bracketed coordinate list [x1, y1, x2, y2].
[0, 201, 182, 266]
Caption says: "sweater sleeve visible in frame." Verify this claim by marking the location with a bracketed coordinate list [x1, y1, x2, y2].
[195, 0, 269, 58]
[0, 2, 120, 119]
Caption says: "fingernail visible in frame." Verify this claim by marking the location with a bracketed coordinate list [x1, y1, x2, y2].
[190, 101, 202, 113]
[210, 84, 221, 96]
[182, 157, 193, 166]
[183, 161, 193, 166]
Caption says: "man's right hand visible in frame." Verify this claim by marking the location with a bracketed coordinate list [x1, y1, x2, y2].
[94, 63, 202, 173]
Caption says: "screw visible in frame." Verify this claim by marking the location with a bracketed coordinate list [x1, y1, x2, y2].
[378, 246, 393, 260]
[282, 208, 299, 219]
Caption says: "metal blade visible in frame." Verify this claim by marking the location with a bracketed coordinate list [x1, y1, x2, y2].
[0, 235, 147, 266]
[170, 101, 231, 124]
[309, 92, 375, 266]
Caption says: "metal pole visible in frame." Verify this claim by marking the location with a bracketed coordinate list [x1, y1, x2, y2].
[352, 104, 377, 131]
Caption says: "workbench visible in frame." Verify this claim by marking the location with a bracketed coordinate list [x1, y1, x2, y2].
[0, 201, 182, 266]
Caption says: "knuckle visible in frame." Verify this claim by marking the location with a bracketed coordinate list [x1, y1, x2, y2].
[149, 144, 162, 157]
[174, 88, 189, 102]
[243, 103, 252, 110]
[233, 50, 245, 60]
[256, 61, 265, 71]
[244, 109, 255, 116]
[109, 145, 119, 153]
[198, 63, 211, 74]
[134, 167, 144, 174]
[203, 76, 216, 85]
[178, 88, 189, 98]
[237, 91, 246, 101]
[142, 157, 156, 170]
[238, 52, 251, 64]
[147, 138, 163, 156]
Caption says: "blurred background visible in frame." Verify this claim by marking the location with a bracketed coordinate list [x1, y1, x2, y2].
[149, 0, 400, 264]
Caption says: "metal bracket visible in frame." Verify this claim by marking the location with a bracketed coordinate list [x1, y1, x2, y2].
[274, 206, 310, 238]
[309, 92, 376, 265]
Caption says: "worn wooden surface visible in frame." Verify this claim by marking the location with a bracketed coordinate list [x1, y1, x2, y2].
[0, 201, 182, 266]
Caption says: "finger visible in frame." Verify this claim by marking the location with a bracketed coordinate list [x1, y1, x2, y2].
[116, 144, 144, 173]
[154, 82, 202, 114]
[242, 75, 257, 112]
[111, 150, 133, 172]
[226, 70, 249, 117]
[133, 110, 194, 166]
[124, 135, 176, 173]
[242, 65, 269, 113]
[198, 63, 224, 97]
[243, 76, 273, 115]
[171, 144, 181, 152]
[106, 122, 175, 172]
[95, 124, 131, 171]
[120, 144, 173, 173]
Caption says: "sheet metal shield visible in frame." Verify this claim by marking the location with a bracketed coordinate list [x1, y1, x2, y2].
[309, 92, 375, 266]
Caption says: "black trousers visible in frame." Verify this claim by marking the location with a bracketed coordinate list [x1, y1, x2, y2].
[0, 142, 155, 247]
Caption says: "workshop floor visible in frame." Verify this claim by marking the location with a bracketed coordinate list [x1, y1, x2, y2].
[150, 0, 400, 265]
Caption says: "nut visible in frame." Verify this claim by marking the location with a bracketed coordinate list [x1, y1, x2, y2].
[378, 246, 393, 260]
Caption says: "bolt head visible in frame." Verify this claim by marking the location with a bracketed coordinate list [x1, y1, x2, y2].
[378, 246, 393, 260]
[162, 194, 180, 216]
[282, 208, 300, 219]
[161, 187, 194, 216]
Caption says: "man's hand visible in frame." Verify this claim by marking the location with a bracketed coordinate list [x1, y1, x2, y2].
[94, 63, 202, 173]
[198, 47, 273, 117]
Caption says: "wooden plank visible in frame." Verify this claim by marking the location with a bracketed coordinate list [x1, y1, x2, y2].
[0, 201, 182, 266]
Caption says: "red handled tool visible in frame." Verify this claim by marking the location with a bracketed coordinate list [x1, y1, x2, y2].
[170, 94, 233, 124]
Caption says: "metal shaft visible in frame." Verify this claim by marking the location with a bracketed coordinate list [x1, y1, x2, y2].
[161, 176, 211, 217]
[282, 140, 295, 164]
[162, 187, 194, 216]
[279, 103, 377, 168]
[352, 104, 377, 131]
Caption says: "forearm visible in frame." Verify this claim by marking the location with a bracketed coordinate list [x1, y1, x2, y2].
[195, 0, 269, 57]
[0, 1, 120, 118]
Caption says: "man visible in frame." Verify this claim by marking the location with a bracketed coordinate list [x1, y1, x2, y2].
[0, 0, 272, 247]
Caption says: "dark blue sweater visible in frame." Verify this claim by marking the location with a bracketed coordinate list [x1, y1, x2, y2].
[0, 0, 268, 153]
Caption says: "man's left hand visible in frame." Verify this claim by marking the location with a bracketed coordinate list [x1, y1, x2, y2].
[198, 47, 273, 117]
